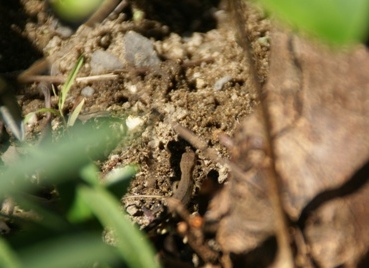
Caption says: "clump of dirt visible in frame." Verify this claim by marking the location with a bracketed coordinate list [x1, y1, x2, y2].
[1, 0, 270, 266]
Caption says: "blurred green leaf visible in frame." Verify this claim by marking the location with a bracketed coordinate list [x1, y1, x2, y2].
[0, 119, 123, 195]
[0, 238, 21, 268]
[0, 109, 150, 268]
[80, 186, 160, 268]
[67, 189, 93, 223]
[80, 163, 100, 187]
[256, 0, 369, 44]
[19, 233, 118, 268]
[11, 193, 69, 231]
[67, 164, 100, 222]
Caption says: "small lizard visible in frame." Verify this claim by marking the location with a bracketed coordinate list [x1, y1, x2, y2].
[143, 149, 196, 232]
[172, 150, 196, 206]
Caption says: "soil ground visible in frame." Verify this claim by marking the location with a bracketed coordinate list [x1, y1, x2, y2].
[1, 0, 270, 265]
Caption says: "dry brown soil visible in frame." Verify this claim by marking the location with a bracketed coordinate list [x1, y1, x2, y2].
[1, 0, 271, 265]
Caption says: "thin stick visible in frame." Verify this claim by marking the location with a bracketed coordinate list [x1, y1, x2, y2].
[123, 194, 165, 200]
[18, 73, 119, 84]
[228, 0, 293, 267]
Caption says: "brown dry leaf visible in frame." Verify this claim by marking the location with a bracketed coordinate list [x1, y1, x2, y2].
[209, 28, 369, 267]
[268, 31, 369, 220]
[269, 31, 369, 267]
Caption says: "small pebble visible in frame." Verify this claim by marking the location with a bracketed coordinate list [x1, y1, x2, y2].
[213, 76, 233, 91]
[98, 33, 112, 49]
[54, 23, 73, 38]
[81, 86, 95, 97]
[127, 84, 137, 94]
[196, 78, 206, 89]
[257, 36, 270, 47]
[126, 115, 144, 130]
[126, 205, 139, 216]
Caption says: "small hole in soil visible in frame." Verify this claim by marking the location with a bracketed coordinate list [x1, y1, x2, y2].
[114, 94, 129, 104]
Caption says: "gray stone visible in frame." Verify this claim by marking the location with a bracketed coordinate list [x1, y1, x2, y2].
[90, 50, 124, 74]
[123, 31, 161, 67]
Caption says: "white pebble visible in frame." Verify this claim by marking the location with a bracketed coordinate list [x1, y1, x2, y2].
[126, 205, 138, 216]
[213, 76, 232, 91]
[81, 86, 95, 97]
[126, 115, 144, 130]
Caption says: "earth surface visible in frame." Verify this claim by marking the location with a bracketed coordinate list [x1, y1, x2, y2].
[1, 0, 271, 266]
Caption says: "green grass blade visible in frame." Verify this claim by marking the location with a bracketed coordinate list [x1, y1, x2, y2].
[79, 186, 160, 268]
[59, 56, 84, 114]
[67, 98, 85, 127]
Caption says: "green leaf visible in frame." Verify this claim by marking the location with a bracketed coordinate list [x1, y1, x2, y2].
[79, 186, 160, 268]
[67, 163, 100, 222]
[80, 163, 101, 187]
[0, 119, 123, 195]
[11, 193, 69, 231]
[0, 238, 21, 268]
[256, 0, 369, 44]
[67, 189, 93, 223]
[19, 233, 118, 268]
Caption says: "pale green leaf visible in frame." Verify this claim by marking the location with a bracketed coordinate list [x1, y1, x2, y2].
[256, 0, 369, 44]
